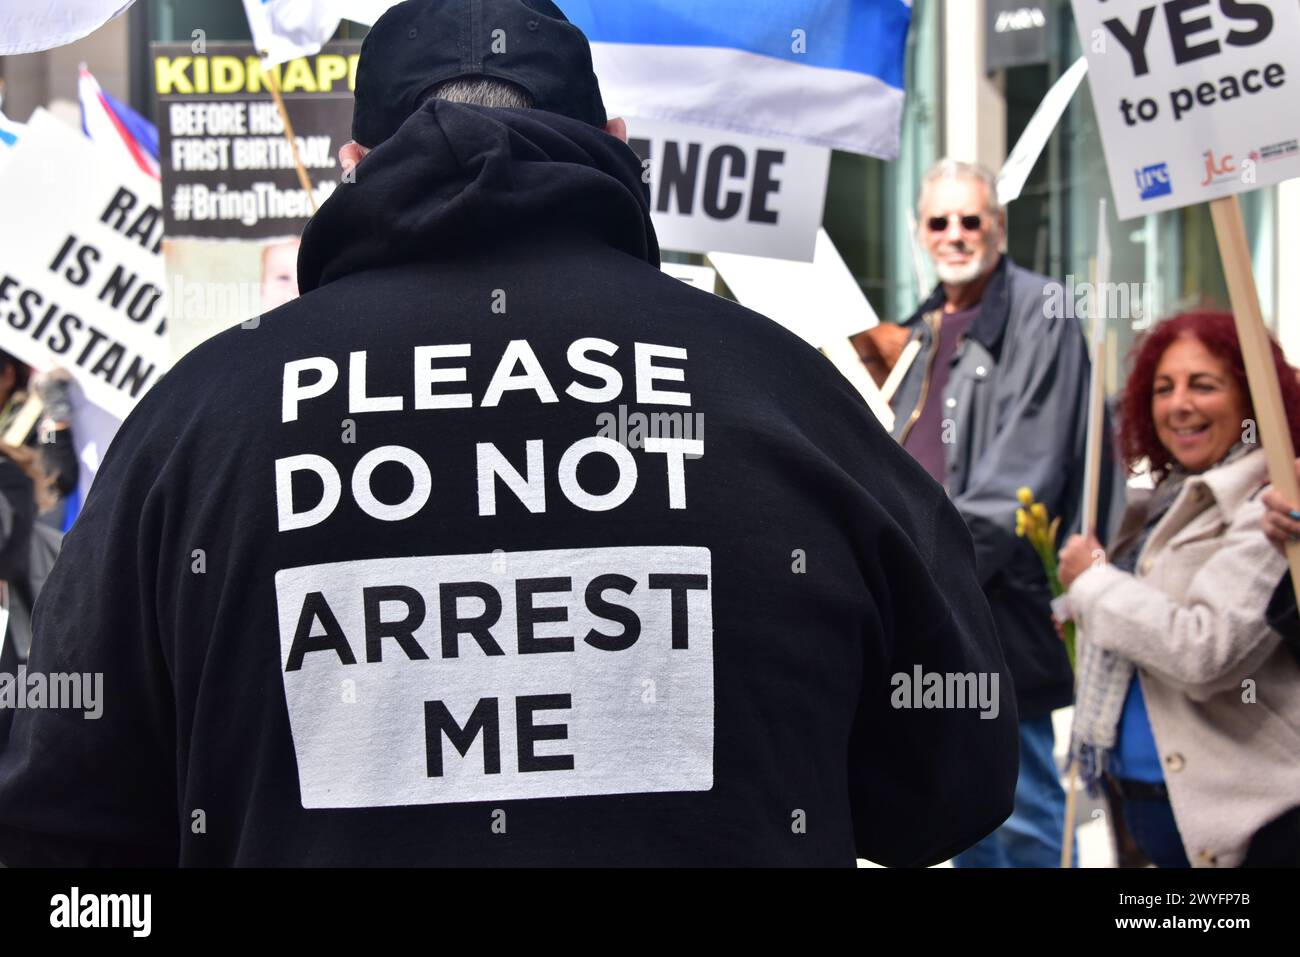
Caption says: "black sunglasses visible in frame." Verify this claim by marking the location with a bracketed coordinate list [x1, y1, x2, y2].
[927, 213, 984, 232]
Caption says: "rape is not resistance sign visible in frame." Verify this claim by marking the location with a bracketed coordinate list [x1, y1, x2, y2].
[0, 110, 171, 419]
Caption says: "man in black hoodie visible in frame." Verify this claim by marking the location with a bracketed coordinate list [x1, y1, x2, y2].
[0, 0, 1016, 866]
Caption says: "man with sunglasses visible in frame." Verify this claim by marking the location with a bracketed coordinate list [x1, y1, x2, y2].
[888, 159, 1119, 868]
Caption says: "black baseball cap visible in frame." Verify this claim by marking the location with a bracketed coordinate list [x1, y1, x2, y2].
[351, 0, 608, 148]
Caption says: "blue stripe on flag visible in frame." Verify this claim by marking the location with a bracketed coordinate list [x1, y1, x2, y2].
[99, 85, 160, 161]
[0, 127, 17, 147]
[564, 0, 910, 90]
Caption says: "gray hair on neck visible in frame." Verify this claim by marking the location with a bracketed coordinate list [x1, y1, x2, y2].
[419, 76, 536, 110]
[918, 158, 1003, 217]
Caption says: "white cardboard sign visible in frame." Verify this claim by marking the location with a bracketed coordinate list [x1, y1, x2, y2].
[1073, 0, 1300, 220]
[998, 56, 1090, 207]
[627, 117, 831, 262]
[661, 263, 718, 292]
[0, 110, 171, 419]
[276, 546, 714, 808]
[707, 229, 880, 346]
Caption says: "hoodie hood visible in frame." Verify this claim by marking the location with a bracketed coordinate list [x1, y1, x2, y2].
[298, 99, 659, 293]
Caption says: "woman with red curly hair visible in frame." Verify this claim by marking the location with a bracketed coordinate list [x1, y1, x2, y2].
[1056, 311, 1300, 868]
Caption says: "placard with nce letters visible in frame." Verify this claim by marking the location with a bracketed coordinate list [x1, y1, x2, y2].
[626, 117, 831, 262]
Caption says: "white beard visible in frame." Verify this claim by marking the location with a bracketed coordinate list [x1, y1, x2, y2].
[934, 258, 986, 285]
[934, 246, 999, 286]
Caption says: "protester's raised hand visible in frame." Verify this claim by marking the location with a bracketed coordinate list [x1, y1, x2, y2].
[1260, 458, 1300, 555]
[33, 365, 74, 425]
[1058, 532, 1104, 590]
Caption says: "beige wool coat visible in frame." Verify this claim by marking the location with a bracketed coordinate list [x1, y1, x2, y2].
[1068, 447, 1300, 867]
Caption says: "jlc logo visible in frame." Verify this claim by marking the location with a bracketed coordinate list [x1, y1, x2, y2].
[1201, 149, 1236, 186]
[1135, 163, 1172, 200]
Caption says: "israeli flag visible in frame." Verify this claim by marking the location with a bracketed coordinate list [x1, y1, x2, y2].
[564, 0, 911, 159]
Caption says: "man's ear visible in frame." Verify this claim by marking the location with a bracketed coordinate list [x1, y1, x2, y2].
[339, 141, 369, 174]
[603, 117, 628, 143]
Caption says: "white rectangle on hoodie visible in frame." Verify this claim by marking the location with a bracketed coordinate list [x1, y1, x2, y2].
[275, 546, 714, 808]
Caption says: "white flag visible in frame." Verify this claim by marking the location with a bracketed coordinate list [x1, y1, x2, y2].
[0, 0, 137, 55]
[996, 56, 1089, 207]
[243, 0, 400, 67]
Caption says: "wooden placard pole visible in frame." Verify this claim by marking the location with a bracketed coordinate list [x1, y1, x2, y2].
[1061, 325, 1105, 866]
[1081, 340, 1107, 532]
[1079, 200, 1111, 538]
[1062, 333, 1106, 868]
[1062, 200, 1112, 869]
[822, 336, 896, 432]
[260, 62, 318, 214]
[1060, 763, 1079, 868]
[1209, 195, 1300, 597]
[881, 339, 922, 404]
[2, 395, 43, 447]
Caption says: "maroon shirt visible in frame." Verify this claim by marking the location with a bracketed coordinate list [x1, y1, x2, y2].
[902, 303, 981, 484]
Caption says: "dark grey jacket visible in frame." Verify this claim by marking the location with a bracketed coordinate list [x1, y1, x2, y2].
[891, 256, 1122, 716]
